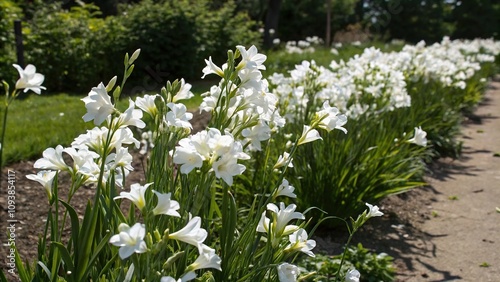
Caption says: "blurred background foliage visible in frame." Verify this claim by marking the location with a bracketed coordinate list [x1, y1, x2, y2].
[0, 0, 499, 93]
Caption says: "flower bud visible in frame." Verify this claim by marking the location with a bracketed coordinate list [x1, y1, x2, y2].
[129, 49, 141, 65]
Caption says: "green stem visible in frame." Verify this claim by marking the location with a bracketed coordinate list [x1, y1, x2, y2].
[335, 223, 357, 281]
[0, 103, 9, 171]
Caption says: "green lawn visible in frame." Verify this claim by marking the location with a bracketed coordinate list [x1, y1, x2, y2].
[0, 93, 93, 165]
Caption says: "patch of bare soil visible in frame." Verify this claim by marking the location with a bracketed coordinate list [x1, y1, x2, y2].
[2, 79, 500, 281]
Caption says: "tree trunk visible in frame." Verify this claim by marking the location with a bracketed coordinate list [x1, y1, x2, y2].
[326, 0, 332, 47]
[264, 0, 282, 49]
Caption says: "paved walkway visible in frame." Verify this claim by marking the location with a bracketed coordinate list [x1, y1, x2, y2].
[397, 79, 500, 281]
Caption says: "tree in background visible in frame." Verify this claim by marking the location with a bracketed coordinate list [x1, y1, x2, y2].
[277, 0, 358, 43]
[360, 0, 453, 43]
[452, 0, 499, 40]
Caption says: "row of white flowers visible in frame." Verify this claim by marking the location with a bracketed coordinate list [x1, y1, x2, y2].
[270, 37, 500, 122]
[13, 36, 498, 281]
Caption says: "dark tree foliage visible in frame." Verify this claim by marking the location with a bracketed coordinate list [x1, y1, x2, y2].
[452, 0, 499, 39]
[361, 0, 453, 43]
[277, 0, 357, 43]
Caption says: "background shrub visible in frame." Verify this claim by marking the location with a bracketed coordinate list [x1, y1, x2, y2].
[23, 3, 108, 92]
[0, 0, 23, 84]
[20, 0, 261, 93]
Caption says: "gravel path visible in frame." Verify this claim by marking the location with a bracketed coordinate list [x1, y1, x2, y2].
[392, 78, 500, 281]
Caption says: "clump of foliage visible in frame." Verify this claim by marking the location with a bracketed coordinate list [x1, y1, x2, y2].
[298, 243, 395, 282]
[21, 0, 261, 93]
[0, 0, 22, 84]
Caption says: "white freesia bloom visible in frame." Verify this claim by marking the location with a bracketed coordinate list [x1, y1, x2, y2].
[82, 82, 115, 125]
[166, 103, 193, 129]
[274, 152, 294, 169]
[268, 202, 304, 235]
[26, 170, 57, 200]
[72, 127, 139, 152]
[13, 64, 46, 94]
[173, 79, 195, 102]
[135, 94, 160, 117]
[173, 128, 249, 184]
[241, 121, 271, 151]
[201, 56, 224, 79]
[109, 223, 148, 259]
[274, 179, 296, 198]
[172, 139, 204, 174]
[114, 183, 153, 211]
[365, 203, 384, 218]
[297, 125, 322, 145]
[112, 99, 145, 129]
[257, 202, 304, 246]
[236, 45, 267, 70]
[161, 272, 197, 282]
[408, 126, 427, 146]
[285, 228, 316, 257]
[345, 269, 361, 282]
[169, 216, 207, 250]
[317, 102, 348, 133]
[212, 155, 246, 186]
[277, 263, 300, 282]
[34, 145, 68, 171]
[152, 190, 180, 217]
[105, 146, 134, 171]
[187, 245, 222, 272]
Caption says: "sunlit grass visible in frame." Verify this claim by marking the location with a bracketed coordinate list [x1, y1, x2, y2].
[1, 93, 93, 165]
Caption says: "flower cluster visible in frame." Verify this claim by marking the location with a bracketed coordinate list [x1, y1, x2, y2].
[200, 45, 285, 151]
[21, 43, 395, 282]
[284, 36, 324, 54]
[270, 37, 500, 123]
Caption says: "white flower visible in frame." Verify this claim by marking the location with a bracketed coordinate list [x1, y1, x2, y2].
[173, 79, 195, 102]
[201, 56, 224, 79]
[268, 202, 304, 235]
[256, 211, 271, 233]
[365, 203, 383, 218]
[63, 146, 99, 173]
[297, 125, 322, 145]
[236, 45, 267, 70]
[285, 228, 316, 257]
[105, 146, 134, 171]
[152, 190, 180, 217]
[345, 269, 360, 282]
[274, 152, 294, 169]
[166, 102, 193, 129]
[112, 99, 145, 129]
[241, 121, 271, 151]
[114, 183, 153, 211]
[13, 64, 46, 94]
[169, 216, 207, 250]
[26, 170, 57, 200]
[408, 126, 427, 146]
[317, 102, 348, 133]
[82, 82, 115, 125]
[212, 155, 246, 186]
[257, 202, 304, 246]
[136, 94, 159, 117]
[277, 263, 300, 282]
[109, 223, 148, 259]
[161, 272, 197, 282]
[187, 245, 222, 271]
[34, 145, 68, 171]
[274, 179, 296, 198]
[172, 139, 204, 174]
